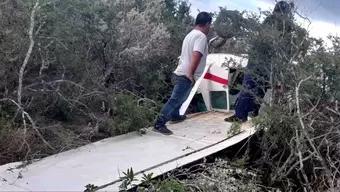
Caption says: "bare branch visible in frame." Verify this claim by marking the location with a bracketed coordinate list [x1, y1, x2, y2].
[18, 0, 40, 106]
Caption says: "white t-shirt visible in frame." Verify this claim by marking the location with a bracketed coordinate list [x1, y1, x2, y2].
[174, 29, 208, 79]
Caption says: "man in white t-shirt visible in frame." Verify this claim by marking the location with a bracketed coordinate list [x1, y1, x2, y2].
[154, 12, 212, 135]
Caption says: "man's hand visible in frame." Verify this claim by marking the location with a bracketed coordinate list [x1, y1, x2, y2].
[186, 74, 195, 86]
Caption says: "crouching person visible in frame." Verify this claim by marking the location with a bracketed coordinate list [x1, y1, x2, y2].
[225, 1, 296, 122]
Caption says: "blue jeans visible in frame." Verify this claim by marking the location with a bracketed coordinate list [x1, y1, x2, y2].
[155, 74, 192, 127]
[235, 74, 267, 121]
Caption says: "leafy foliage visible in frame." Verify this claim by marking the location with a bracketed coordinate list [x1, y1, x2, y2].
[119, 167, 138, 190]
[0, 0, 192, 165]
[214, 8, 257, 39]
[249, 14, 339, 192]
[180, 159, 261, 192]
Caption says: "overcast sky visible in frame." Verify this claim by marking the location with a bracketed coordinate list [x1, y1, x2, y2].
[188, 0, 340, 40]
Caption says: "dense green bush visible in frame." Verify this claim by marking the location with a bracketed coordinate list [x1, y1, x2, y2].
[101, 93, 158, 135]
[0, 0, 192, 165]
[252, 28, 340, 192]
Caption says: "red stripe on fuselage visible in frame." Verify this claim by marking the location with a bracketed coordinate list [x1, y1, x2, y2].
[204, 73, 228, 85]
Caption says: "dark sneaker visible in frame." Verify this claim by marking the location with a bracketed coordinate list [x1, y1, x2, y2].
[153, 125, 173, 135]
[224, 115, 247, 123]
[170, 115, 187, 124]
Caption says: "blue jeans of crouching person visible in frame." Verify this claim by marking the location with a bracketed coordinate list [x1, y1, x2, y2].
[234, 74, 267, 121]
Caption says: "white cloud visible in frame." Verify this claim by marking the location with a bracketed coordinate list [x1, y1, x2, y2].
[188, 0, 229, 16]
[305, 20, 340, 47]
[311, 22, 340, 38]
[296, 16, 340, 38]
[255, 0, 274, 11]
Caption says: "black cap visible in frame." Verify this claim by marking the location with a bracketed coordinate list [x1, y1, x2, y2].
[195, 12, 212, 26]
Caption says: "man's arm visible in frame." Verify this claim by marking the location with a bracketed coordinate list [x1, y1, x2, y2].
[187, 51, 203, 83]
